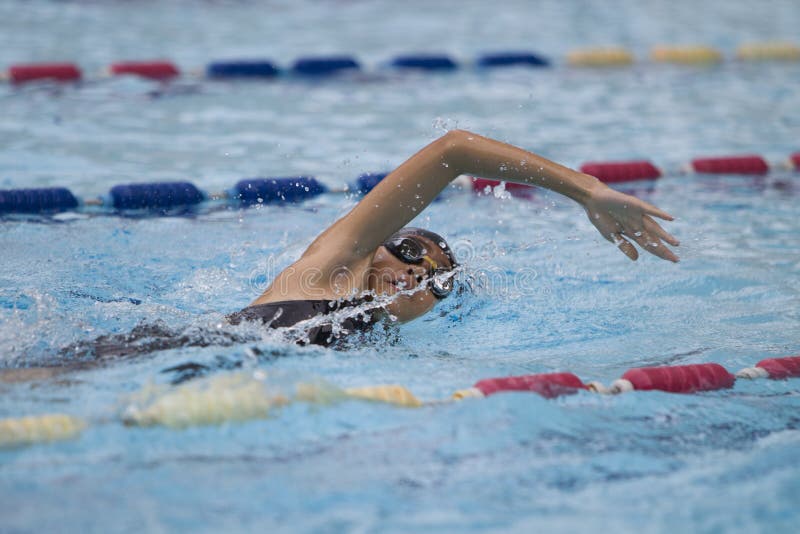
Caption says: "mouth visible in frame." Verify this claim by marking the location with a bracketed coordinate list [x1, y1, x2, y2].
[389, 278, 410, 291]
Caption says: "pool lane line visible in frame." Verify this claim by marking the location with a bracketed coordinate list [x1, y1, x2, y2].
[1, 355, 798, 449]
[2, 153, 800, 217]
[2, 42, 800, 85]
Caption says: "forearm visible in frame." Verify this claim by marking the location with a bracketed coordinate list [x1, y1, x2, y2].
[307, 130, 604, 261]
[446, 130, 602, 204]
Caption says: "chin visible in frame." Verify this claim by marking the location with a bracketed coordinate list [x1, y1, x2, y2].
[386, 296, 434, 323]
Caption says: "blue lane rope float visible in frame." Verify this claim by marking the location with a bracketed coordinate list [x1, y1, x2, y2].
[109, 182, 205, 211]
[388, 54, 459, 71]
[0, 187, 79, 214]
[353, 172, 388, 195]
[0, 152, 798, 216]
[290, 56, 361, 77]
[232, 176, 327, 205]
[476, 51, 550, 68]
[206, 60, 281, 79]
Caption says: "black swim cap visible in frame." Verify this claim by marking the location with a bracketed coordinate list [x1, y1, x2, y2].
[388, 227, 457, 268]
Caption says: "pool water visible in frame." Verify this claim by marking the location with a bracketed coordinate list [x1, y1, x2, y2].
[2, 0, 800, 532]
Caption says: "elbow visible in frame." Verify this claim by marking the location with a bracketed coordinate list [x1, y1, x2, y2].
[440, 129, 472, 150]
[438, 129, 474, 172]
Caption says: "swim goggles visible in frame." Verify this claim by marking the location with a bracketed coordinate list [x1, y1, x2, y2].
[382, 236, 456, 299]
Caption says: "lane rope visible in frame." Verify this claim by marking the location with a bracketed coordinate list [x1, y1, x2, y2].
[2, 355, 797, 448]
[3, 42, 799, 85]
[1, 152, 798, 217]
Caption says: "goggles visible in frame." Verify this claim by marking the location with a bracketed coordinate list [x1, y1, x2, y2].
[382, 236, 456, 299]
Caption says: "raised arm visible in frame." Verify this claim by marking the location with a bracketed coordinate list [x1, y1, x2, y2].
[307, 130, 678, 266]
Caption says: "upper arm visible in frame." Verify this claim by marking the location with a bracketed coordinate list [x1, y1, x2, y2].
[302, 130, 468, 266]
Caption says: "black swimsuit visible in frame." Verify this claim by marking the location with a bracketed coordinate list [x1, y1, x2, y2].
[227, 298, 381, 346]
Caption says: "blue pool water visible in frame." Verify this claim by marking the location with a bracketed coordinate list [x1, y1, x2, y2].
[2, 1, 800, 532]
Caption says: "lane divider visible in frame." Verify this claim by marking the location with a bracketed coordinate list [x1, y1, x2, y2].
[1, 151, 797, 216]
[736, 42, 800, 61]
[291, 56, 361, 76]
[567, 47, 634, 67]
[206, 60, 280, 79]
[3, 42, 799, 85]
[109, 60, 181, 80]
[736, 356, 800, 379]
[476, 52, 550, 68]
[651, 45, 723, 64]
[690, 155, 770, 175]
[580, 161, 662, 183]
[1, 355, 797, 448]
[472, 153, 798, 199]
[0, 414, 86, 449]
[6, 62, 82, 84]
[389, 54, 458, 71]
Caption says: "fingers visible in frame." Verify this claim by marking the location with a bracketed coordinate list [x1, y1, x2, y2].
[590, 212, 678, 262]
[635, 198, 675, 221]
[643, 216, 680, 246]
[615, 235, 639, 261]
[625, 230, 679, 263]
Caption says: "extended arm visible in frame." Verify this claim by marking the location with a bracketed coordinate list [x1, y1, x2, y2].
[306, 130, 678, 266]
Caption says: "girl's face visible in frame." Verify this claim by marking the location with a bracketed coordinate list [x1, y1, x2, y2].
[367, 236, 453, 322]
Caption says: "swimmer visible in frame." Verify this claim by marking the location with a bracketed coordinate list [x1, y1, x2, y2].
[228, 130, 679, 345]
[4, 130, 679, 381]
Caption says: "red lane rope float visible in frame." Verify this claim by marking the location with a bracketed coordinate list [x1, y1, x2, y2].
[756, 356, 800, 379]
[737, 355, 800, 379]
[789, 153, 800, 170]
[8, 63, 82, 84]
[580, 160, 661, 183]
[691, 155, 769, 175]
[109, 61, 180, 80]
[611, 363, 736, 394]
[471, 177, 535, 198]
[452, 372, 586, 400]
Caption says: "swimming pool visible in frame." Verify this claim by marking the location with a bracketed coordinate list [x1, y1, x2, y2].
[2, 0, 800, 532]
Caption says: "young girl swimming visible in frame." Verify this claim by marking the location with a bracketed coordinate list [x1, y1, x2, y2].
[228, 129, 678, 345]
[2, 130, 679, 381]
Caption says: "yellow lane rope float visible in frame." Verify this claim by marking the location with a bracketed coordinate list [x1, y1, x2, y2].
[344, 385, 422, 407]
[736, 42, 800, 61]
[651, 45, 723, 64]
[121, 372, 289, 428]
[0, 414, 86, 449]
[121, 372, 423, 429]
[567, 47, 634, 67]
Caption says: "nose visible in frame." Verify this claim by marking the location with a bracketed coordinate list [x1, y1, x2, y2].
[405, 264, 428, 285]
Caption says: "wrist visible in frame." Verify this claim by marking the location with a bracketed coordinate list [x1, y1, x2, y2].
[565, 172, 605, 205]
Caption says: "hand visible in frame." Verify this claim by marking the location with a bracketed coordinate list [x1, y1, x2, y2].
[583, 183, 680, 262]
